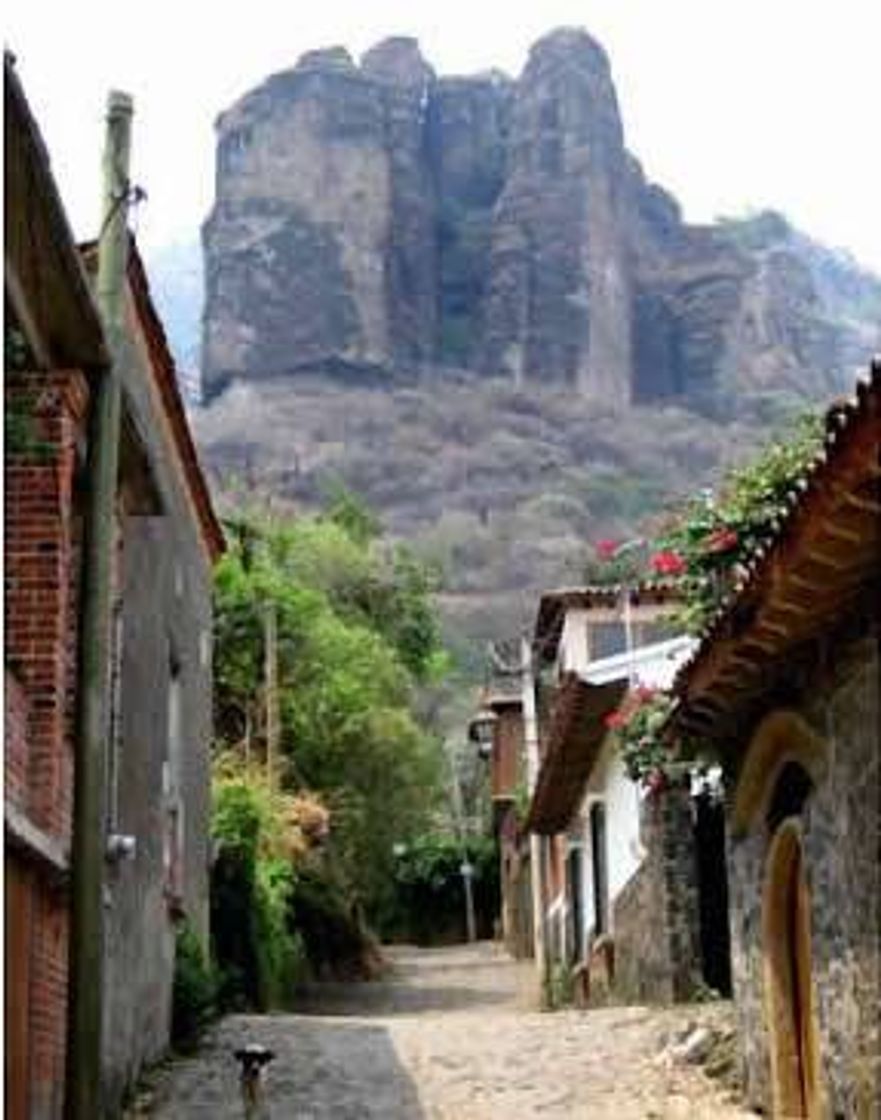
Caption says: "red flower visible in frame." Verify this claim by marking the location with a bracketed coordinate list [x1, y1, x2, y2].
[635, 684, 656, 703]
[705, 528, 739, 554]
[595, 538, 620, 561]
[604, 709, 627, 730]
[649, 550, 686, 576]
[646, 770, 667, 796]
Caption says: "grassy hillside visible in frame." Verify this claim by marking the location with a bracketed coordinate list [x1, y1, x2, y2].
[194, 375, 817, 671]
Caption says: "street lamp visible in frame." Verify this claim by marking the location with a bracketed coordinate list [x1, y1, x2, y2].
[468, 706, 498, 761]
[460, 858, 476, 943]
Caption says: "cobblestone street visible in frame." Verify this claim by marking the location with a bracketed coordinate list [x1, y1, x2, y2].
[142, 943, 755, 1118]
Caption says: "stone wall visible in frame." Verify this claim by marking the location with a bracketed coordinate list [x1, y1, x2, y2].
[608, 784, 703, 1005]
[727, 635, 880, 1116]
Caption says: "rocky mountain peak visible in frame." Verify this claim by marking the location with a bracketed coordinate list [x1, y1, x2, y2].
[201, 28, 879, 404]
[361, 36, 435, 88]
[293, 46, 359, 75]
[523, 26, 612, 78]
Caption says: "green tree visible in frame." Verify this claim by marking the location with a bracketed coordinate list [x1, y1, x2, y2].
[212, 498, 447, 941]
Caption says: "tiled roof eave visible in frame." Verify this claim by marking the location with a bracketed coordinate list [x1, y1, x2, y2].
[526, 674, 627, 834]
[672, 361, 881, 734]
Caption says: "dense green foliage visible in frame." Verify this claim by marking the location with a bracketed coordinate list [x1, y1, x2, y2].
[382, 832, 500, 945]
[171, 921, 217, 1051]
[210, 763, 308, 1009]
[211, 492, 449, 994]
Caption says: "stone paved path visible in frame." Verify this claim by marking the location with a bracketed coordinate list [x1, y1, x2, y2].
[145, 942, 755, 1118]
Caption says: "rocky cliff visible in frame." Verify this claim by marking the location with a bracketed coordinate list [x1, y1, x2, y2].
[201, 28, 879, 405]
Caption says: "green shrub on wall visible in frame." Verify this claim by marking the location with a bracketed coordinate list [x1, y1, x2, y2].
[171, 921, 217, 1052]
[210, 764, 309, 1010]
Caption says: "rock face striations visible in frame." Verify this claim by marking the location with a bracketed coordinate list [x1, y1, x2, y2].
[202, 29, 879, 403]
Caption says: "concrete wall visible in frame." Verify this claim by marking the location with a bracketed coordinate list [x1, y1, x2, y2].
[576, 633, 697, 958]
[727, 636, 880, 1116]
[99, 293, 215, 1114]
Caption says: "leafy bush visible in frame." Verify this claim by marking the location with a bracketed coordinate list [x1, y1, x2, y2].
[288, 867, 382, 981]
[603, 687, 694, 791]
[544, 961, 576, 1010]
[211, 766, 312, 1009]
[171, 921, 217, 1051]
[253, 855, 303, 1007]
[214, 501, 445, 928]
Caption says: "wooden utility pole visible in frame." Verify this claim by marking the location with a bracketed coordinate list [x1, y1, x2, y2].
[521, 636, 549, 991]
[66, 90, 133, 1120]
[264, 601, 279, 790]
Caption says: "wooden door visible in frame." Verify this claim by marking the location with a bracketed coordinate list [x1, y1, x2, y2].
[5, 854, 33, 1120]
[763, 820, 822, 1118]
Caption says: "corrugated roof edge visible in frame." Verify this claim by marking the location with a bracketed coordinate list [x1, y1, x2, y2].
[533, 580, 683, 661]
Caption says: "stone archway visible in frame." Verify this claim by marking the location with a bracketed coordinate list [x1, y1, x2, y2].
[732, 711, 828, 839]
[762, 818, 822, 1118]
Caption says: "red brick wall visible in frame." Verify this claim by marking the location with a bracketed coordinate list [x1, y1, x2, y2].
[5, 669, 29, 812]
[5, 370, 88, 843]
[28, 887, 69, 1120]
[5, 369, 88, 1120]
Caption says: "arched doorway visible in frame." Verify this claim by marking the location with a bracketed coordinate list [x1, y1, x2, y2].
[762, 817, 821, 1118]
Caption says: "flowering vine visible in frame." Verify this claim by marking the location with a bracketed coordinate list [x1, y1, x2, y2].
[583, 407, 826, 632]
[604, 687, 672, 789]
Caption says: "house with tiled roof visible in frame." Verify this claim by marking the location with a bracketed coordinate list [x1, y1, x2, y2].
[671, 362, 880, 1117]
[523, 583, 732, 1004]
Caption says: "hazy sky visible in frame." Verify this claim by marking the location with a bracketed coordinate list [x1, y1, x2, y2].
[7, 0, 881, 269]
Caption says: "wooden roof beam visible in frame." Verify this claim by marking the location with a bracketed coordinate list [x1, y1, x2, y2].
[833, 486, 881, 515]
[756, 618, 793, 641]
[768, 598, 813, 619]
[821, 518, 864, 545]
[802, 545, 861, 572]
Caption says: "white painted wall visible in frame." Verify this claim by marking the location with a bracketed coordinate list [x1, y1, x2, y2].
[557, 607, 590, 676]
[575, 631, 697, 949]
[580, 741, 644, 944]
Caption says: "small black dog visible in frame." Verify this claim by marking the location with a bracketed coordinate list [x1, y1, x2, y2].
[233, 1044, 275, 1118]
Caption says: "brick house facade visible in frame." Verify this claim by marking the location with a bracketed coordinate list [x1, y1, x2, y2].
[5, 367, 91, 1119]
[525, 587, 730, 1006]
[5, 56, 223, 1118]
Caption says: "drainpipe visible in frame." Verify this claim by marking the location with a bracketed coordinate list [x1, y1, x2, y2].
[521, 637, 549, 993]
[66, 90, 133, 1120]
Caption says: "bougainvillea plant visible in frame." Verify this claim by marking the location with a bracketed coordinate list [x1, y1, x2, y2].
[655, 409, 825, 633]
[604, 686, 672, 790]
[604, 686, 698, 793]
[582, 407, 826, 631]
[583, 538, 650, 587]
